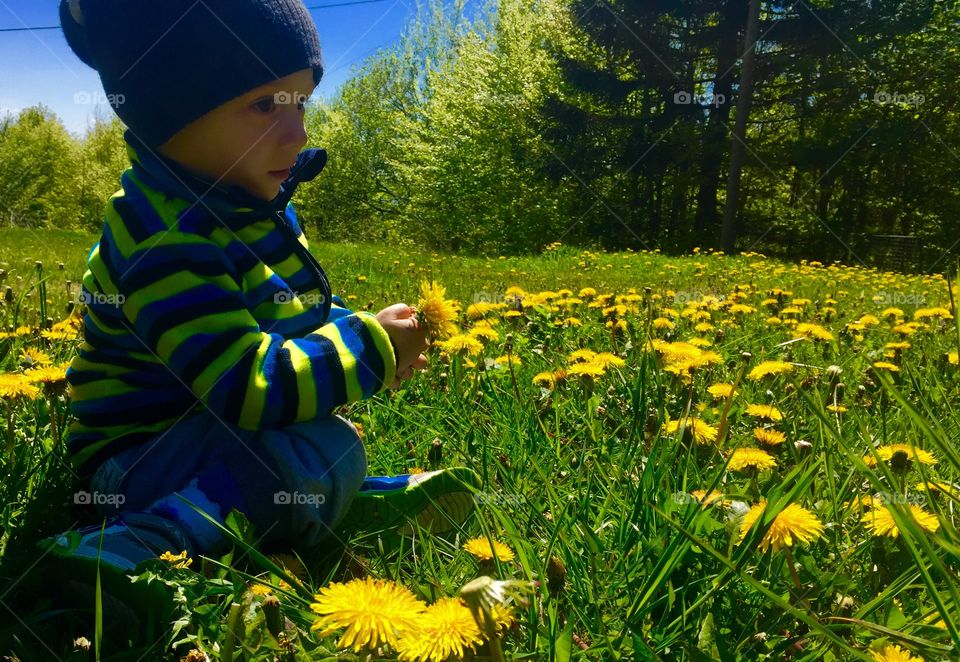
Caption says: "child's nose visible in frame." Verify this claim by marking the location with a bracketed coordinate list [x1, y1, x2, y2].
[278, 112, 308, 150]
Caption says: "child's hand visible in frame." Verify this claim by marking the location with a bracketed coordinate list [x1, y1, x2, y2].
[375, 303, 428, 387]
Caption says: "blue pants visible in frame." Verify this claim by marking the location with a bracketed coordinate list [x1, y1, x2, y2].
[87, 410, 367, 555]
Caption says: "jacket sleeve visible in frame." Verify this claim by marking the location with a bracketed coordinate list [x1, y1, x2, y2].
[116, 231, 397, 429]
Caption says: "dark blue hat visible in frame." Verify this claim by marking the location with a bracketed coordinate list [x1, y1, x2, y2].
[59, 0, 323, 148]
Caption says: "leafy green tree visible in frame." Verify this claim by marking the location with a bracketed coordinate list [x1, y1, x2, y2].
[0, 105, 79, 228]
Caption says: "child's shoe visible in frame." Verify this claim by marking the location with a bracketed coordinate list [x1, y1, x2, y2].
[341, 467, 480, 539]
[36, 513, 196, 629]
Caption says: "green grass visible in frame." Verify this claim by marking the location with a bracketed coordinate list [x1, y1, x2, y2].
[0, 228, 958, 661]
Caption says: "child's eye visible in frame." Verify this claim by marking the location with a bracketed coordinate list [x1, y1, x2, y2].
[253, 97, 276, 113]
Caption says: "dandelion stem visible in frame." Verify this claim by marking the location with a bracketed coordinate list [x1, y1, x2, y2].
[784, 547, 812, 611]
[47, 390, 58, 446]
[5, 400, 13, 463]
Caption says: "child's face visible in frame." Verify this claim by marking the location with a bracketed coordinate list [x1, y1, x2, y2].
[158, 68, 317, 202]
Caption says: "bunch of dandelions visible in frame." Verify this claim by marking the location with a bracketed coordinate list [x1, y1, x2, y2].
[417, 280, 460, 340]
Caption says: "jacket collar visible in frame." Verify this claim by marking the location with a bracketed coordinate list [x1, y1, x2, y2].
[122, 129, 328, 222]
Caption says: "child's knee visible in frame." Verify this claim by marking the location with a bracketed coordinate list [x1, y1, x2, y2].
[257, 416, 367, 546]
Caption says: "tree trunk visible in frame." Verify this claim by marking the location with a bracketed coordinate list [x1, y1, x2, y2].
[693, 0, 740, 243]
[721, 0, 762, 252]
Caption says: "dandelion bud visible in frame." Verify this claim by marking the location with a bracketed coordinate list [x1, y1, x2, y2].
[546, 555, 566, 596]
[34, 260, 43, 270]
[784, 383, 795, 394]
[262, 594, 283, 638]
[428, 437, 443, 466]
[58, 262, 65, 270]
[794, 439, 812, 451]
[826, 365, 843, 382]
[3, 286, 12, 303]
[73, 637, 91, 652]
[740, 351, 752, 362]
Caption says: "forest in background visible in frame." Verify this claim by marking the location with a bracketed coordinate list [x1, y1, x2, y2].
[1, 0, 957, 271]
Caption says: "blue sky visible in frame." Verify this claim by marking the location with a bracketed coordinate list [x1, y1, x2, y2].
[0, 0, 417, 138]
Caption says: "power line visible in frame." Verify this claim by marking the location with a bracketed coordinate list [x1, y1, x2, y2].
[0, 0, 393, 33]
[0, 26, 57, 33]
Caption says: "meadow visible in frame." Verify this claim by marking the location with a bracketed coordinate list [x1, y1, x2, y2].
[0, 227, 958, 661]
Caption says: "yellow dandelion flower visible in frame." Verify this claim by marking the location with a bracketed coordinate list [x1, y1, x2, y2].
[568, 349, 597, 363]
[753, 428, 786, 446]
[0, 373, 40, 400]
[880, 307, 905, 320]
[591, 352, 625, 369]
[862, 504, 941, 538]
[662, 417, 719, 445]
[248, 582, 274, 596]
[874, 443, 937, 466]
[913, 307, 953, 321]
[892, 322, 921, 335]
[19, 348, 51, 367]
[158, 550, 193, 569]
[310, 577, 426, 652]
[885, 341, 911, 351]
[578, 287, 597, 298]
[463, 537, 516, 562]
[468, 325, 500, 342]
[869, 643, 924, 662]
[872, 361, 900, 372]
[915, 480, 959, 499]
[794, 322, 834, 342]
[438, 334, 483, 357]
[727, 447, 778, 472]
[418, 281, 459, 339]
[567, 362, 605, 378]
[493, 354, 521, 367]
[653, 317, 675, 330]
[748, 360, 793, 380]
[395, 597, 484, 662]
[24, 365, 68, 385]
[948, 351, 958, 365]
[503, 310, 523, 319]
[826, 404, 848, 413]
[745, 404, 784, 422]
[707, 383, 735, 400]
[563, 317, 582, 327]
[737, 500, 825, 552]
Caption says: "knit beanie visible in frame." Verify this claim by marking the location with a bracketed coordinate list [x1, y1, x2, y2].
[59, 0, 323, 148]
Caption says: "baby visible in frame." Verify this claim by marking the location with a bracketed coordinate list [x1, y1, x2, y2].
[46, 0, 478, 589]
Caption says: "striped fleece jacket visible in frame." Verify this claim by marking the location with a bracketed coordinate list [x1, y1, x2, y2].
[66, 130, 397, 480]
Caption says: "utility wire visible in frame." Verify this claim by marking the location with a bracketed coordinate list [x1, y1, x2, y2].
[0, 0, 392, 33]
